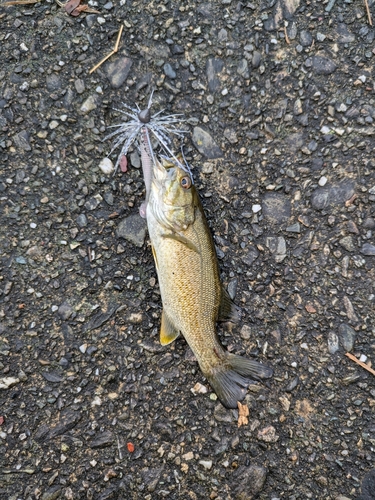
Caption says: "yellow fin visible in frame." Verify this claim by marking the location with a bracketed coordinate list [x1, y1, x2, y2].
[160, 310, 180, 345]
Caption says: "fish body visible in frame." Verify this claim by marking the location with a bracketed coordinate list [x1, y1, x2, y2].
[147, 158, 272, 408]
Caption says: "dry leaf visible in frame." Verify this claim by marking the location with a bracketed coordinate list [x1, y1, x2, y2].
[64, 0, 80, 14]
[237, 401, 249, 428]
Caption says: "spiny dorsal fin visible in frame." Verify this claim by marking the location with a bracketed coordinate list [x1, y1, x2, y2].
[219, 287, 241, 323]
[160, 310, 180, 345]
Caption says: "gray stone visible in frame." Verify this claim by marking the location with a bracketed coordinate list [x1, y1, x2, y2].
[241, 245, 259, 266]
[141, 467, 164, 493]
[42, 371, 64, 383]
[227, 279, 238, 300]
[104, 192, 114, 205]
[300, 30, 313, 46]
[287, 21, 298, 40]
[84, 197, 100, 211]
[262, 193, 291, 224]
[58, 302, 73, 320]
[265, 236, 287, 263]
[106, 57, 133, 89]
[338, 323, 356, 351]
[360, 243, 375, 256]
[41, 486, 62, 500]
[74, 78, 85, 94]
[286, 223, 300, 233]
[76, 214, 88, 227]
[264, 0, 301, 31]
[285, 132, 304, 152]
[80, 95, 98, 113]
[252, 51, 262, 68]
[116, 214, 147, 247]
[311, 55, 337, 75]
[311, 180, 356, 210]
[192, 126, 223, 159]
[163, 63, 176, 79]
[359, 469, 375, 500]
[327, 332, 339, 354]
[206, 58, 224, 92]
[130, 150, 141, 168]
[363, 217, 375, 229]
[224, 128, 238, 144]
[46, 74, 61, 92]
[13, 130, 31, 151]
[237, 59, 249, 78]
[233, 465, 267, 500]
[217, 28, 228, 43]
[214, 404, 234, 423]
[339, 236, 355, 252]
[90, 431, 114, 448]
[336, 23, 355, 43]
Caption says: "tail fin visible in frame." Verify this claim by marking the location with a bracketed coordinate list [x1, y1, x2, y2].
[206, 354, 273, 409]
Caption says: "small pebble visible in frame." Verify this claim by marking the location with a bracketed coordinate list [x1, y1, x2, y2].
[319, 176, 328, 186]
[99, 158, 114, 175]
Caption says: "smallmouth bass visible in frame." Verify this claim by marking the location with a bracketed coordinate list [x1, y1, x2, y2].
[147, 157, 273, 409]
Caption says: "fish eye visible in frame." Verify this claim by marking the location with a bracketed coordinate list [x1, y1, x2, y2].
[180, 176, 192, 189]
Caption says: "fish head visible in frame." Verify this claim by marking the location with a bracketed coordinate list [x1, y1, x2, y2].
[150, 157, 197, 231]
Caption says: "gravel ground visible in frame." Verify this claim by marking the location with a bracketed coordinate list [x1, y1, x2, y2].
[1, 0, 375, 499]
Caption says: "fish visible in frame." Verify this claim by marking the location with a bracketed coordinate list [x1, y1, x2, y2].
[146, 157, 273, 409]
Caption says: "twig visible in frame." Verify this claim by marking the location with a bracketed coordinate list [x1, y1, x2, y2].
[114, 24, 124, 52]
[284, 25, 290, 45]
[1, 0, 39, 5]
[364, 0, 373, 26]
[345, 352, 375, 377]
[89, 25, 123, 74]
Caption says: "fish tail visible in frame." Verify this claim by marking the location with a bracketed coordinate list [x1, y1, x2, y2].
[206, 353, 273, 409]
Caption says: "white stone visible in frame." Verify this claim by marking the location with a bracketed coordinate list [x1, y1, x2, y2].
[199, 460, 213, 470]
[318, 176, 327, 186]
[79, 344, 87, 354]
[99, 158, 114, 175]
[252, 204, 262, 213]
[320, 126, 331, 134]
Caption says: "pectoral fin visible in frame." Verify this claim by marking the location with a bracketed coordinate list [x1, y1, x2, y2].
[219, 287, 241, 323]
[151, 244, 158, 271]
[162, 233, 199, 253]
[160, 310, 180, 345]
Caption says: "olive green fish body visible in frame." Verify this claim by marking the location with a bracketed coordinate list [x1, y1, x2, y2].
[147, 158, 272, 408]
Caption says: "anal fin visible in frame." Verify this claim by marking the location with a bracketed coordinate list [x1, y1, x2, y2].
[160, 310, 180, 345]
[219, 287, 241, 323]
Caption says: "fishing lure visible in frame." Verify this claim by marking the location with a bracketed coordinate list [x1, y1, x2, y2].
[104, 91, 191, 218]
